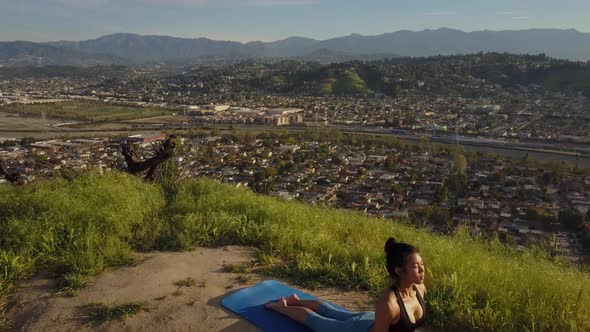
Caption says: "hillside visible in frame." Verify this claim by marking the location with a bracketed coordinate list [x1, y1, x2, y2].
[2, 28, 590, 66]
[0, 42, 125, 67]
[45, 29, 590, 62]
[48, 33, 247, 62]
[236, 53, 590, 97]
[0, 65, 130, 80]
[1, 172, 589, 331]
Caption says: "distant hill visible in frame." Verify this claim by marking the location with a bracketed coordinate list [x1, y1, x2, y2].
[317, 28, 590, 60]
[0, 41, 125, 67]
[48, 29, 590, 62]
[236, 53, 590, 97]
[47, 33, 247, 62]
[293, 48, 397, 64]
[2, 28, 590, 66]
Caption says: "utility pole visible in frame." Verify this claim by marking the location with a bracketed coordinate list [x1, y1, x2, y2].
[41, 111, 49, 138]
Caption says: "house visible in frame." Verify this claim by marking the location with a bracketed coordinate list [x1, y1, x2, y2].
[415, 198, 429, 206]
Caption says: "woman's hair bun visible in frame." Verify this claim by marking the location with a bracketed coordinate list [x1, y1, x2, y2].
[384, 237, 398, 253]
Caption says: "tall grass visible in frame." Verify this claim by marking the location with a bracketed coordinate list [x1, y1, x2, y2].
[0, 172, 589, 331]
[0, 171, 165, 292]
[167, 179, 590, 331]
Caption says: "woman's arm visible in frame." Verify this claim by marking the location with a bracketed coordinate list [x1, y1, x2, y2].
[371, 298, 399, 332]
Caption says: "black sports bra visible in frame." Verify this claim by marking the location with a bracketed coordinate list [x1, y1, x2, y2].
[389, 285, 427, 332]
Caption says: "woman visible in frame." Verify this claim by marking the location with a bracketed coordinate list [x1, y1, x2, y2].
[265, 237, 427, 332]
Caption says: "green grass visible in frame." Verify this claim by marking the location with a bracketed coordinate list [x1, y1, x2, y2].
[0, 101, 172, 122]
[222, 263, 252, 274]
[332, 70, 372, 95]
[0, 171, 589, 331]
[0, 302, 11, 332]
[82, 301, 150, 325]
[173, 277, 196, 288]
[55, 273, 90, 297]
[235, 274, 253, 284]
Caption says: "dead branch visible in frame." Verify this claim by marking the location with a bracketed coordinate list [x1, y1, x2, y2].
[0, 159, 23, 185]
[121, 135, 177, 181]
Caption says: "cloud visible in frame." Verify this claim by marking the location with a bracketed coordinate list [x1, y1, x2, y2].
[496, 11, 515, 16]
[423, 11, 456, 16]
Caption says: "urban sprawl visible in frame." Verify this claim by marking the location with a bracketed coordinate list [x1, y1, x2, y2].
[1, 54, 590, 265]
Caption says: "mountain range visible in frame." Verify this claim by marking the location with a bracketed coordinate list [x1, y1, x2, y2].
[2, 28, 590, 67]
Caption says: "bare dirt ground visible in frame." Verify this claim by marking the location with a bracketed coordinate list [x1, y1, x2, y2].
[5, 246, 374, 332]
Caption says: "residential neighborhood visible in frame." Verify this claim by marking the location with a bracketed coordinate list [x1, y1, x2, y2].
[2, 131, 589, 264]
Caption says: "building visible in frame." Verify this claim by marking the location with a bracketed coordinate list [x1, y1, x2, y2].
[127, 133, 167, 144]
[200, 104, 230, 113]
[261, 108, 304, 126]
[183, 104, 230, 116]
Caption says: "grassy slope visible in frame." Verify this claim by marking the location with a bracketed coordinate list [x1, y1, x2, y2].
[0, 101, 171, 122]
[332, 70, 372, 95]
[314, 70, 372, 95]
[0, 172, 589, 331]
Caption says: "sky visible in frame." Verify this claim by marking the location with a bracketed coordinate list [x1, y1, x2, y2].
[1, 0, 590, 43]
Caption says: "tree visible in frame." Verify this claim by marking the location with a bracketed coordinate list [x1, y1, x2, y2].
[210, 127, 221, 136]
[392, 183, 405, 195]
[265, 167, 278, 178]
[392, 85, 402, 97]
[253, 169, 267, 182]
[331, 154, 343, 165]
[409, 206, 432, 227]
[249, 180, 272, 195]
[446, 171, 468, 196]
[526, 207, 557, 224]
[278, 161, 297, 175]
[284, 137, 297, 145]
[430, 206, 453, 233]
[384, 154, 397, 171]
[581, 235, 590, 253]
[452, 152, 467, 173]
[357, 167, 368, 176]
[19, 137, 35, 148]
[435, 186, 449, 204]
[559, 208, 584, 230]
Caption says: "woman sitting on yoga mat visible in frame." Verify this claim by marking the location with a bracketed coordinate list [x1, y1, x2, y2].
[265, 237, 426, 332]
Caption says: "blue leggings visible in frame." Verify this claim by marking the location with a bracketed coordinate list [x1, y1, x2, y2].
[303, 302, 375, 332]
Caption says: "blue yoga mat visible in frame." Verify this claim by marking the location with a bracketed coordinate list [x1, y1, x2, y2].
[221, 280, 349, 332]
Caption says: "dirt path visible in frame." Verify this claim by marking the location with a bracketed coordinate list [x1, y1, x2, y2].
[5, 246, 373, 332]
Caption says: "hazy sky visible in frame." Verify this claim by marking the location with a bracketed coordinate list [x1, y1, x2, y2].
[1, 0, 589, 42]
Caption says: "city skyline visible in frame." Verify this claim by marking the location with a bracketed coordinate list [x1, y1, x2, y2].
[1, 0, 590, 42]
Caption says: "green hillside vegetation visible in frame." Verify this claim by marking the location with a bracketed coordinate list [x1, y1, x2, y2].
[0, 65, 130, 80]
[308, 69, 371, 95]
[0, 101, 172, 122]
[1, 171, 589, 331]
[238, 53, 590, 97]
[318, 79, 334, 95]
[331, 70, 372, 95]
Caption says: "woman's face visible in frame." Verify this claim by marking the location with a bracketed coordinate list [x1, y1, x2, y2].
[399, 252, 425, 284]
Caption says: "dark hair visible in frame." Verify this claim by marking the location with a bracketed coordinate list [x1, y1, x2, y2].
[384, 237, 419, 283]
